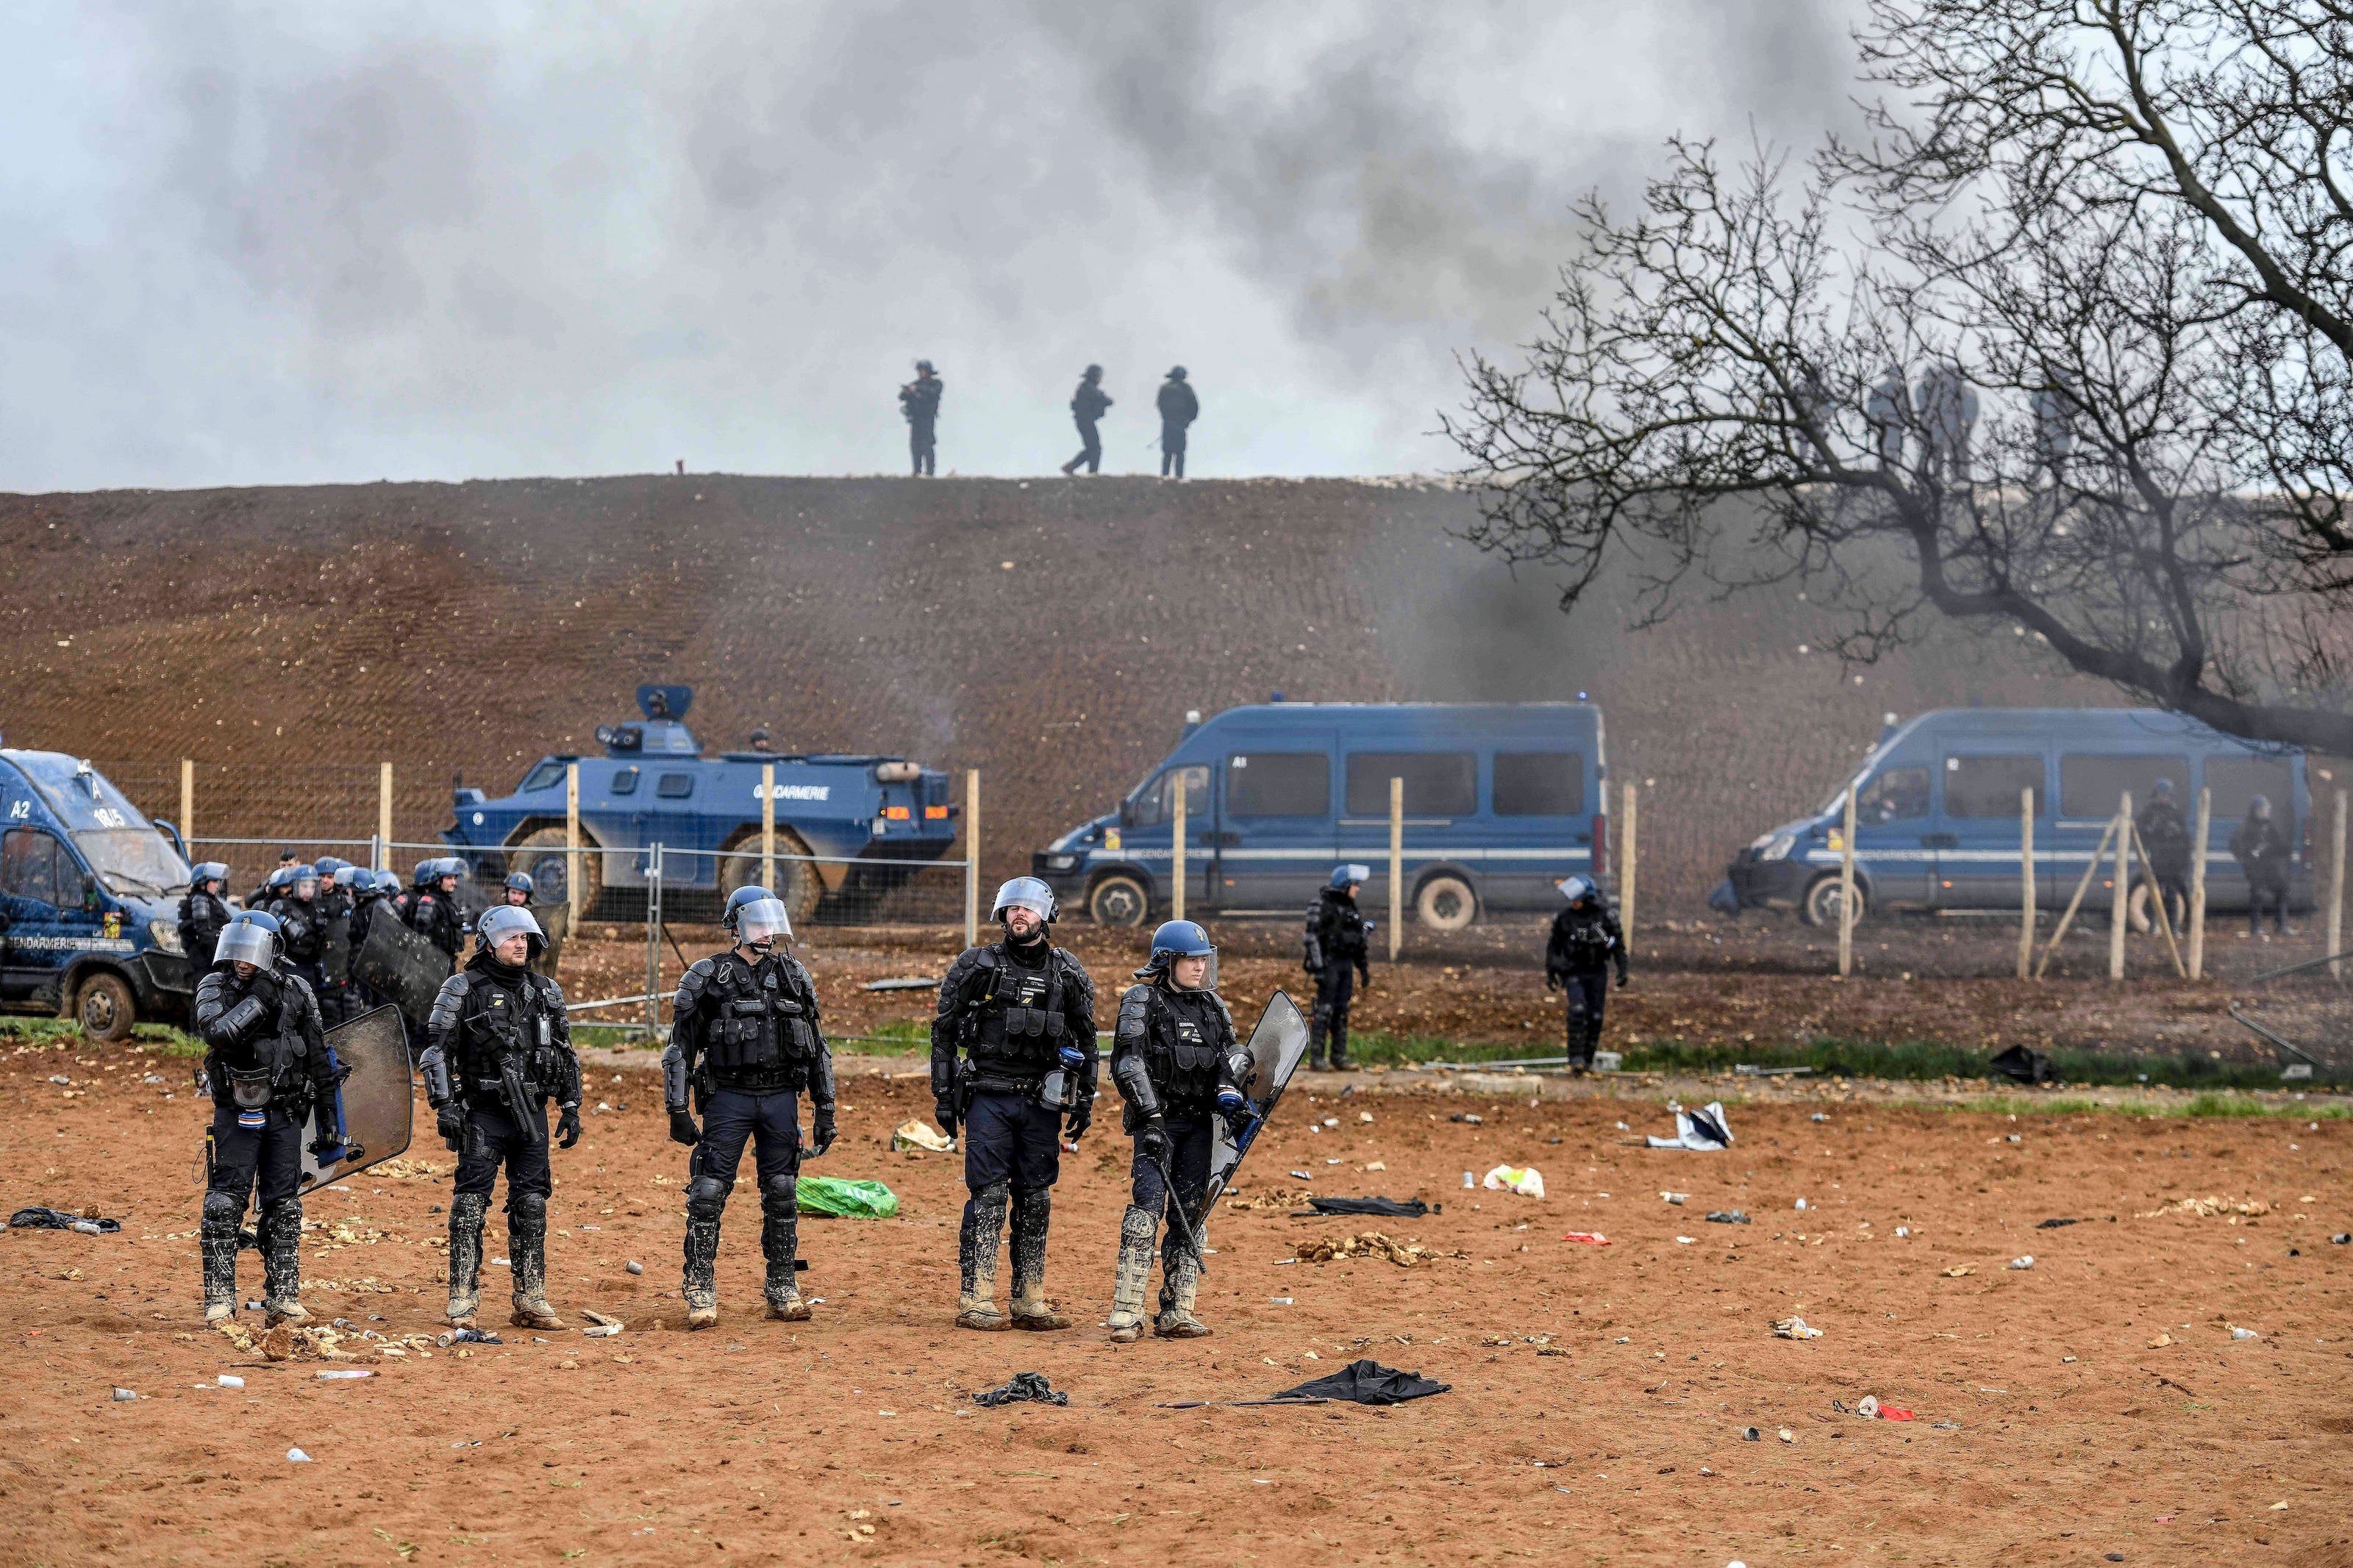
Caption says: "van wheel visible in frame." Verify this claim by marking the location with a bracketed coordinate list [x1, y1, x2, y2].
[76, 972, 137, 1042]
[510, 826, 605, 918]
[2127, 881, 2186, 937]
[1801, 875, 1865, 929]
[1089, 875, 1150, 927]
[1415, 874, 1477, 931]
[718, 829, 821, 930]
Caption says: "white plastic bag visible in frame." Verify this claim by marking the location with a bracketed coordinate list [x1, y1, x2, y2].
[1481, 1164, 1546, 1198]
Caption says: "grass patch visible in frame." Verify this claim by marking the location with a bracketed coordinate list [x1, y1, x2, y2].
[1617, 1034, 2349, 1092]
[572, 1023, 662, 1051]
[1946, 1092, 2350, 1119]
[831, 1018, 929, 1056]
[1, 1017, 202, 1055]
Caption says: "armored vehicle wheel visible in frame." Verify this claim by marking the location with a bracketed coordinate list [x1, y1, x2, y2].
[510, 826, 604, 918]
[1415, 873, 1477, 931]
[74, 970, 137, 1042]
[717, 830, 821, 929]
[1801, 873, 1864, 928]
[1088, 874, 1150, 927]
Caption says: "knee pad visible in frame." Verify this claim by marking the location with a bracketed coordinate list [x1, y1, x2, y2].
[507, 1191, 547, 1227]
[759, 1172, 798, 1211]
[201, 1191, 243, 1229]
[968, 1178, 1011, 1206]
[685, 1175, 732, 1221]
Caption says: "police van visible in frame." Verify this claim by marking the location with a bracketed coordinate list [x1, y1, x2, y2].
[1032, 702, 1609, 927]
[1724, 707, 2313, 926]
[0, 747, 197, 1038]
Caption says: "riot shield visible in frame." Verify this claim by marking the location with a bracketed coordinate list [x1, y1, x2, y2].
[1203, 990, 1310, 1209]
[352, 906, 452, 1025]
[301, 1005, 415, 1189]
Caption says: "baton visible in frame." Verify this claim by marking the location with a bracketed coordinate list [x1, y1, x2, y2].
[1151, 1144, 1209, 1276]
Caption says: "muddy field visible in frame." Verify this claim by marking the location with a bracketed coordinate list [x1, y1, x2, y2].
[4, 1023, 2349, 1567]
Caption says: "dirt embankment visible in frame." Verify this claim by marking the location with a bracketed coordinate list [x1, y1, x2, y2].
[1, 475, 2115, 908]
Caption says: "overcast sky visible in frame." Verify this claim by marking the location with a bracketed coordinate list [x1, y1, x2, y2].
[1, 1, 1862, 490]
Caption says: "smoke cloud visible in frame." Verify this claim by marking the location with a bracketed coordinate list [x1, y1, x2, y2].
[0, 0, 1860, 490]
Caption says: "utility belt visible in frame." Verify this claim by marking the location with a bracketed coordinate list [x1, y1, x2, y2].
[471, 1075, 546, 1099]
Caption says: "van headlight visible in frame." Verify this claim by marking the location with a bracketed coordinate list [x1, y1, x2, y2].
[1753, 833, 1796, 862]
[149, 920, 184, 954]
[1045, 854, 1078, 871]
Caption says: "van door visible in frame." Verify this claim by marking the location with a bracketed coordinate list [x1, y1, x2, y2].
[1121, 762, 1217, 912]
[1336, 748, 1482, 914]
[1219, 747, 1335, 909]
[1487, 747, 1595, 912]
[1847, 764, 1934, 909]
[2056, 751, 2192, 914]
[1934, 753, 2046, 909]
[0, 826, 84, 1000]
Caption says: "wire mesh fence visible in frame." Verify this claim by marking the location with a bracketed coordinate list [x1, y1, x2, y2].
[2230, 950, 2352, 1081]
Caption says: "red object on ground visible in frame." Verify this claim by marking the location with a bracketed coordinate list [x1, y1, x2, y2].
[1880, 1406, 1914, 1421]
[1562, 1232, 1611, 1245]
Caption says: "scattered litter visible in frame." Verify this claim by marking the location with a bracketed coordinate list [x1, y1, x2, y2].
[863, 976, 940, 992]
[1740, 1427, 1760, 1441]
[1562, 1231, 1611, 1246]
[317, 1370, 371, 1380]
[1321, 1117, 1340, 1128]
[1303, 1197, 1430, 1219]
[287, 1448, 311, 1463]
[1988, 1044, 2054, 1084]
[796, 1175, 899, 1219]
[2148, 1333, 2172, 1347]
[2139, 1195, 2270, 1219]
[1895, 1226, 1910, 1238]
[1452, 1114, 1483, 1125]
[438, 1328, 503, 1347]
[1735, 1064, 1810, 1077]
[1793, 1198, 1807, 1211]
[1646, 1102, 1734, 1150]
[1295, 1233, 1465, 1267]
[1482, 1165, 1546, 1198]
[1777, 1428, 1796, 1443]
[974, 1372, 1068, 1408]
[1297, 1171, 1318, 1182]
[1272, 1359, 1449, 1405]
[2230, 1326, 2258, 1341]
[1268, 1296, 1294, 1304]
[1675, 1236, 1695, 1245]
[2331, 1234, 2349, 1245]
[9, 1206, 121, 1234]
[1660, 1192, 1688, 1205]
[1810, 1113, 1829, 1123]
[1705, 1210, 1750, 1225]
[2035, 1217, 2082, 1230]
[111, 1387, 136, 1401]
[1771, 1317, 1823, 1339]
[2010, 1256, 2035, 1270]
[625, 1261, 644, 1275]
[1357, 1111, 1373, 1123]
[1364, 1161, 1386, 1171]
[585, 1324, 623, 1339]
[217, 1375, 245, 1389]
[582, 1309, 623, 1329]
[890, 1120, 955, 1153]
[1941, 1265, 1975, 1278]
[1225, 1188, 1313, 1213]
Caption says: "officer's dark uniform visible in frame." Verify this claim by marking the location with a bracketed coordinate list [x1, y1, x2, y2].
[2136, 787, 2192, 925]
[315, 876, 355, 1026]
[667, 947, 835, 1323]
[268, 885, 330, 1009]
[421, 941, 581, 1328]
[899, 368, 943, 476]
[176, 885, 231, 982]
[2231, 800, 2293, 934]
[407, 879, 466, 960]
[931, 932, 1096, 1329]
[1107, 976, 1243, 1339]
[1303, 885, 1371, 1069]
[1546, 896, 1629, 1069]
[1063, 370, 1113, 475]
[194, 952, 335, 1322]
[1156, 369, 1199, 479]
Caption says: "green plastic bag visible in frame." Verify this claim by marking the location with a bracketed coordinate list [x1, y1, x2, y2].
[796, 1175, 899, 1219]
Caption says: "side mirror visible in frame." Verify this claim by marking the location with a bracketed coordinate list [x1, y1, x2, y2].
[82, 877, 100, 912]
[454, 787, 487, 809]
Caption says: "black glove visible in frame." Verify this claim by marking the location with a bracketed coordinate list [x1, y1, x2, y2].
[934, 1098, 959, 1141]
[1139, 1112, 1169, 1162]
[435, 1103, 464, 1152]
[809, 1108, 838, 1158]
[668, 1109, 701, 1147]
[307, 1128, 342, 1158]
[1066, 1105, 1092, 1142]
[557, 1106, 582, 1148]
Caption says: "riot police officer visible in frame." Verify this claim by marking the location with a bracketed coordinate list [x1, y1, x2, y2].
[312, 858, 355, 1026]
[177, 862, 232, 977]
[663, 887, 837, 1329]
[502, 872, 533, 907]
[1544, 876, 1628, 1072]
[407, 857, 467, 960]
[194, 912, 340, 1324]
[931, 877, 1097, 1331]
[420, 906, 582, 1331]
[1107, 920, 1246, 1342]
[1303, 864, 1372, 1070]
[269, 863, 329, 1000]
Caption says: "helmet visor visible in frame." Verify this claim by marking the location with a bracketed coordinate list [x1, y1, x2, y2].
[732, 896, 794, 945]
[214, 921, 277, 968]
[991, 876, 1057, 923]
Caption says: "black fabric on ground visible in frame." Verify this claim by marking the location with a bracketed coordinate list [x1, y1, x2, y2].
[1302, 1196, 1431, 1218]
[10, 1207, 121, 1232]
[1272, 1359, 1449, 1405]
[1988, 1045, 2054, 1084]
[2035, 1217, 2083, 1229]
[974, 1371, 1070, 1408]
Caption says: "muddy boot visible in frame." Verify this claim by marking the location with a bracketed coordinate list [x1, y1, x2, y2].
[1106, 1204, 1157, 1343]
[507, 1192, 564, 1331]
[445, 1192, 488, 1326]
[1007, 1189, 1068, 1331]
[956, 1181, 1010, 1331]
[683, 1186, 724, 1330]
[760, 1175, 810, 1322]
[1153, 1245, 1210, 1339]
[200, 1192, 241, 1322]
[258, 1199, 309, 1326]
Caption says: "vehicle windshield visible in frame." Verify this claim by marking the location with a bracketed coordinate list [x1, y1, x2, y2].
[74, 829, 190, 898]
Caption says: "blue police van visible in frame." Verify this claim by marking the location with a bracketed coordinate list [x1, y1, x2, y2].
[1032, 702, 1609, 927]
[1725, 707, 2312, 926]
[441, 686, 958, 922]
[0, 746, 197, 1039]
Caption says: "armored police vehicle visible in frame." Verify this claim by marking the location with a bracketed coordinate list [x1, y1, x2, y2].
[1723, 707, 2313, 927]
[1032, 702, 1610, 927]
[442, 686, 958, 923]
[0, 745, 197, 1039]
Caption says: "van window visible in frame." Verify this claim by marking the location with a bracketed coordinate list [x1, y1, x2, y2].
[610, 768, 640, 797]
[1855, 766, 1930, 823]
[2205, 755, 2295, 819]
[1493, 752, 1586, 816]
[521, 761, 566, 793]
[2060, 754, 2190, 817]
[1346, 753, 1476, 817]
[1227, 753, 1329, 818]
[657, 773, 695, 800]
[1128, 765, 1211, 827]
[1943, 755, 2044, 817]
[1, 827, 68, 908]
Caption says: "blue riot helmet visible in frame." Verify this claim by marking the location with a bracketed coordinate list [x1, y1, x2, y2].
[411, 859, 437, 887]
[332, 866, 362, 889]
[432, 856, 463, 888]
[1557, 875, 1597, 905]
[1329, 863, 1371, 890]
[723, 885, 793, 952]
[475, 904, 546, 964]
[1138, 919, 1215, 986]
[191, 861, 230, 893]
[290, 863, 319, 900]
[264, 865, 297, 895]
[504, 870, 535, 905]
[374, 869, 404, 895]
[214, 909, 283, 969]
[2152, 777, 2177, 799]
[314, 856, 348, 879]
[991, 876, 1057, 926]
[2249, 794, 2272, 819]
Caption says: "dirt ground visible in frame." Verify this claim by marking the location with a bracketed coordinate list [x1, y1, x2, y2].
[4, 1025, 2349, 1567]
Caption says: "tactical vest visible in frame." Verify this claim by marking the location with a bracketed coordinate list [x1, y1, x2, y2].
[455, 969, 563, 1088]
[698, 954, 818, 1090]
[200, 969, 312, 1111]
[1561, 912, 1614, 969]
[965, 946, 1068, 1075]
[1143, 987, 1233, 1110]
[272, 898, 324, 963]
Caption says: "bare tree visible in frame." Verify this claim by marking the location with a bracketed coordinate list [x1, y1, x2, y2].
[1451, 1, 2353, 754]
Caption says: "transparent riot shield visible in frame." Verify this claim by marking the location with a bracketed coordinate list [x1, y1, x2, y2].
[1203, 989, 1310, 1209]
[301, 1005, 415, 1189]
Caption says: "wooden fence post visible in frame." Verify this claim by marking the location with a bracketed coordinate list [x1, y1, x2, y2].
[1171, 773, 1188, 923]
[2187, 787, 2210, 981]
[760, 763, 776, 895]
[565, 763, 582, 930]
[1621, 782, 1639, 939]
[379, 762, 393, 868]
[2330, 789, 2347, 980]
[1838, 785, 1857, 978]
[2036, 815, 2118, 978]
[2017, 787, 2035, 980]
[1389, 776, 1404, 961]
[179, 759, 194, 851]
[2109, 795, 2132, 981]
[965, 770, 981, 951]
